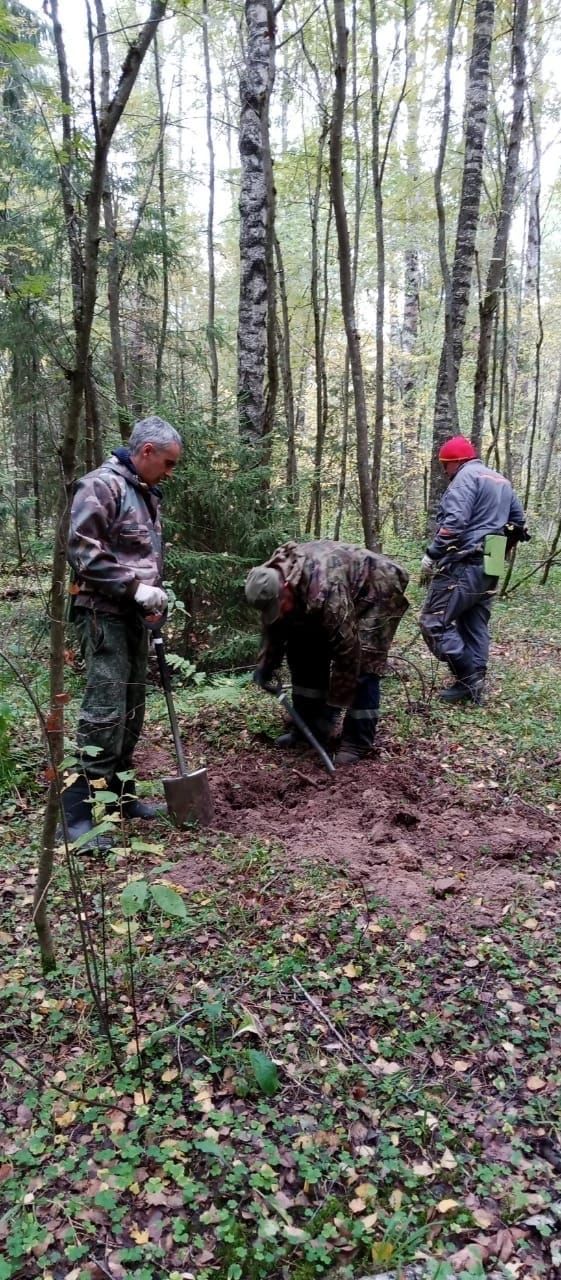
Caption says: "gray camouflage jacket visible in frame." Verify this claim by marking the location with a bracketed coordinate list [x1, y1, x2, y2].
[428, 459, 526, 563]
[68, 454, 163, 614]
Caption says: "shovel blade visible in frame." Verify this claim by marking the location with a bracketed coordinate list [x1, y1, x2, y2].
[163, 769, 214, 828]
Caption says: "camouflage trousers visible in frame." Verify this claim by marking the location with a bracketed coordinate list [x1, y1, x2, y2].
[74, 608, 148, 782]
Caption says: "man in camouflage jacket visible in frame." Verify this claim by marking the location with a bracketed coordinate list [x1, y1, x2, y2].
[245, 540, 409, 766]
[62, 416, 182, 847]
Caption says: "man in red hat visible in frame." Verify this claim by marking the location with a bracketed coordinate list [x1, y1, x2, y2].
[420, 436, 528, 704]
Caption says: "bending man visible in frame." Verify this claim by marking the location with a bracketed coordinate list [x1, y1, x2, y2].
[63, 416, 182, 844]
[420, 435, 527, 705]
[245, 539, 409, 766]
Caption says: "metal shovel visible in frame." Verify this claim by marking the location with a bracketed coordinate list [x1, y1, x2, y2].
[152, 630, 214, 827]
[264, 683, 335, 776]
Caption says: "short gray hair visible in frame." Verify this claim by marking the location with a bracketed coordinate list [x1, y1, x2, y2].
[129, 416, 182, 454]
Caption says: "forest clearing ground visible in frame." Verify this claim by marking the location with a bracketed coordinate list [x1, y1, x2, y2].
[1, 574, 561, 1278]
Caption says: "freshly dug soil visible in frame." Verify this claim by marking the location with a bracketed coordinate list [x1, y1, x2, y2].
[137, 727, 559, 928]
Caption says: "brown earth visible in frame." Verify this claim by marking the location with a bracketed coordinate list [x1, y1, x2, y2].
[137, 726, 559, 929]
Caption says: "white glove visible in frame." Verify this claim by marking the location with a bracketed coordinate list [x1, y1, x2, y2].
[419, 554, 436, 585]
[134, 583, 168, 613]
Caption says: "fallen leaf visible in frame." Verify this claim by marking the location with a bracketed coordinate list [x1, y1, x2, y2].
[523, 917, 538, 930]
[473, 1208, 494, 1229]
[408, 925, 427, 943]
[440, 1147, 458, 1170]
[161, 1067, 179, 1083]
[437, 1198, 459, 1213]
[412, 1161, 433, 1177]
[389, 1188, 403, 1211]
[130, 1223, 149, 1245]
[526, 1075, 546, 1092]
[452, 1059, 471, 1072]
[349, 1197, 367, 1213]
[342, 962, 359, 978]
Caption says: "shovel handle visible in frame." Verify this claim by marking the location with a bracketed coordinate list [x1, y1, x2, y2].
[278, 692, 336, 776]
[152, 632, 189, 777]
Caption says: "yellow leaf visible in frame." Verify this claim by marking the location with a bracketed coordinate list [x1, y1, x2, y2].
[108, 1109, 126, 1134]
[130, 1223, 149, 1245]
[367, 922, 383, 935]
[342, 962, 359, 978]
[408, 925, 427, 943]
[452, 1059, 470, 1072]
[543, 879, 556, 891]
[128, 1181, 141, 1195]
[440, 1148, 457, 1170]
[523, 917, 538, 930]
[54, 1110, 75, 1129]
[292, 933, 307, 945]
[355, 1182, 376, 1201]
[389, 1188, 403, 1211]
[91, 778, 108, 790]
[526, 1075, 546, 1092]
[437, 1198, 459, 1213]
[162, 1067, 179, 1083]
[412, 1161, 433, 1177]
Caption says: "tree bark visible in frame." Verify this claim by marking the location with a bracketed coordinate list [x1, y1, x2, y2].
[330, 0, 375, 549]
[274, 233, 299, 521]
[401, 0, 421, 453]
[202, 0, 219, 432]
[305, 115, 329, 537]
[153, 33, 169, 408]
[237, 0, 276, 454]
[369, 0, 385, 530]
[103, 175, 131, 440]
[429, 0, 495, 516]
[471, 0, 528, 450]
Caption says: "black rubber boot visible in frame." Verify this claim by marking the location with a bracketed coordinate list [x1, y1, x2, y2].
[59, 776, 111, 850]
[334, 741, 371, 767]
[114, 777, 165, 820]
[438, 671, 486, 706]
[274, 728, 305, 749]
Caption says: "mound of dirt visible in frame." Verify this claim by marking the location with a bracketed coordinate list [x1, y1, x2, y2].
[137, 734, 559, 927]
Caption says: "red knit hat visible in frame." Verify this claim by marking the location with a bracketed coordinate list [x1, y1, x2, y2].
[438, 435, 478, 462]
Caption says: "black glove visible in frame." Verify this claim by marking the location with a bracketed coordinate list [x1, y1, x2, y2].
[504, 523, 531, 554]
[253, 668, 281, 695]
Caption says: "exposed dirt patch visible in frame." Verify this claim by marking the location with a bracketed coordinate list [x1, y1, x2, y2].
[136, 731, 559, 927]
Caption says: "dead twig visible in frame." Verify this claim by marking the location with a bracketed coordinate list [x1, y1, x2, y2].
[291, 768, 320, 789]
[292, 976, 380, 1082]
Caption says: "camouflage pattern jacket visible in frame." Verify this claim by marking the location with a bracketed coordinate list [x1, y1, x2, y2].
[68, 454, 163, 615]
[258, 540, 410, 706]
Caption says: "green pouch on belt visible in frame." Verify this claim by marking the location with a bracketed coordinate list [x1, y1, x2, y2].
[483, 534, 507, 577]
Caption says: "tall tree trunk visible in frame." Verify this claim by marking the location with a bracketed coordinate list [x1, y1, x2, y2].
[237, 0, 276, 455]
[539, 352, 561, 493]
[153, 33, 169, 407]
[30, 349, 40, 537]
[274, 233, 299, 522]
[433, 0, 459, 444]
[202, 0, 219, 432]
[330, 0, 375, 548]
[103, 175, 131, 440]
[429, 0, 495, 516]
[401, 0, 421, 455]
[305, 117, 329, 536]
[369, 0, 385, 529]
[471, 0, 528, 449]
[36, 0, 167, 971]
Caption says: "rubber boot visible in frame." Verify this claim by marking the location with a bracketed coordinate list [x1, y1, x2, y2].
[59, 776, 111, 851]
[274, 727, 305, 749]
[334, 741, 371, 767]
[112, 776, 165, 821]
[438, 670, 486, 706]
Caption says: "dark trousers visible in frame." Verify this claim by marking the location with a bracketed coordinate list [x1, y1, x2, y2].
[286, 628, 380, 749]
[420, 561, 498, 679]
[74, 608, 148, 781]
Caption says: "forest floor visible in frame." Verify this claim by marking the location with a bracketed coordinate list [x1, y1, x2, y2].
[1, 570, 561, 1279]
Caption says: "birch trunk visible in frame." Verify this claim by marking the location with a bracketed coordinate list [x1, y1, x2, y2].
[429, 0, 495, 515]
[237, 0, 276, 453]
[202, 0, 219, 432]
[471, 0, 528, 449]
